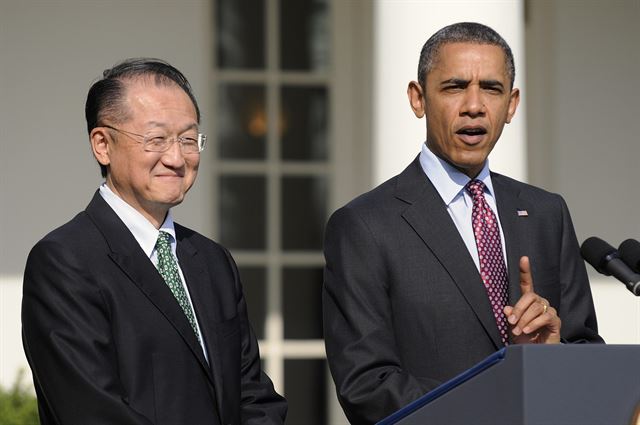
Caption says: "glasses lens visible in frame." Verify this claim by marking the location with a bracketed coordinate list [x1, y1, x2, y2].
[145, 136, 170, 152]
[198, 134, 207, 152]
[142, 134, 206, 153]
[181, 136, 200, 154]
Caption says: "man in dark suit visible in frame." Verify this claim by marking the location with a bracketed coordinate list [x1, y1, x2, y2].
[323, 22, 602, 424]
[22, 58, 287, 424]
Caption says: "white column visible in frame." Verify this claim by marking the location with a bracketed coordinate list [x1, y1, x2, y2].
[371, 0, 526, 184]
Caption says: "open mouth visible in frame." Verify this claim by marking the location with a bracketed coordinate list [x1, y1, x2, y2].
[455, 126, 487, 144]
[456, 126, 487, 136]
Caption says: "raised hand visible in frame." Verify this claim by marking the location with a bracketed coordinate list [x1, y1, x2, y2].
[503, 256, 561, 344]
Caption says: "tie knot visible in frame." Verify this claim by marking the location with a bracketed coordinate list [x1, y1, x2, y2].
[156, 231, 172, 249]
[465, 179, 486, 199]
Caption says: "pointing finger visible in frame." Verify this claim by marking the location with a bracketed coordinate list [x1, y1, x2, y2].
[519, 256, 534, 294]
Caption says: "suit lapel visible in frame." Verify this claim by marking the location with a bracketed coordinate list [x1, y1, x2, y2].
[175, 233, 225, 420]
[492, 173, 533, 304]
[84, 193, 215, 385]
[396, 159, 503, 348]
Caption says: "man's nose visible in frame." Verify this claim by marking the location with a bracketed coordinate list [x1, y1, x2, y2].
[161, 139, 186, 166]
[461, 87, 486, 117]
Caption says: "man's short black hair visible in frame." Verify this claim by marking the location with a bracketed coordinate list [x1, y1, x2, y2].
[85, 58, 200, 177]
[417, 22, 516, 91]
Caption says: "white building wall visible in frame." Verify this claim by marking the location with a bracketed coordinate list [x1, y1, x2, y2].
[0, 0, 212, 389]
[526, 0, 640, 344]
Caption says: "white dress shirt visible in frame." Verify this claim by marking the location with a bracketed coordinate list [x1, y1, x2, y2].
[99, 183, 208, 359]
[418, 143, 508, 270]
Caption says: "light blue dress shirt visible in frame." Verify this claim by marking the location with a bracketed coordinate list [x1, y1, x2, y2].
[418, 143, 508, 270]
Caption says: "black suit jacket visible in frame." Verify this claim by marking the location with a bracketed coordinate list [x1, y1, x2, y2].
[22, 192, 286, 425]
[323, 157, 602, 424]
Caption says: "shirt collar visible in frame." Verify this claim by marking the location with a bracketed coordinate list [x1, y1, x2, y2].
[418, 142, 495, 205]
[99, 183, 176, 258]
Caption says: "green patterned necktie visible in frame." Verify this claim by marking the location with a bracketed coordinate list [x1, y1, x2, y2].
[155, 231, 201, 343]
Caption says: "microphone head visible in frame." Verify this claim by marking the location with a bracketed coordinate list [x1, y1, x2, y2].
[580, 237, 618, 275]
[619, 239, 640, 274]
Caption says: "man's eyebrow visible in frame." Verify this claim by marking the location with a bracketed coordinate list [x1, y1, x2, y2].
[479, 79, 505, 89]
[440, 78, 469, 86]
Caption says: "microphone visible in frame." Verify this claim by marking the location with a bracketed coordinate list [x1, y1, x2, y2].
[619, 239, 640, 274]
[580, 237, 640, 296]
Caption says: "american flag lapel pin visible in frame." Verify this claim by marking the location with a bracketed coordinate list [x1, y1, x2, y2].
[517, 209, 529, 217]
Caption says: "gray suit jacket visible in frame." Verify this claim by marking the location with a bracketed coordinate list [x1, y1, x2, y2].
[323, 157, 602, 424]
[23, 192, 286, 425]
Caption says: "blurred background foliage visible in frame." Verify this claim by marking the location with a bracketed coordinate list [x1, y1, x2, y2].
[0, 370, 39, 425]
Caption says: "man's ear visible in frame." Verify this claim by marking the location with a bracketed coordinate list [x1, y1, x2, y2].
[505, 87, 520, 124]
[90, 127, 111, 167]
[407, 81, 425, 118]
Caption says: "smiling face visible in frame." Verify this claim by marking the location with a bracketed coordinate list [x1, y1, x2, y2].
[90, 78, 200, 227]
[408, 42, 520, 178]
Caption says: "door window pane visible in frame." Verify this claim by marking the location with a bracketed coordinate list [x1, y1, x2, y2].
[280, 0, 329, 71]
[216, 0, 265, 69]
[214, 0, 335, 419]
[283, 267, 323, 339]
[284, 359, 327, 425]
[217, 84, 267, 159]
[280, 86, 328, 161]
[239, 267, 267, 340]
[219, 175, 266, 249]
[281, 176, 327, 250]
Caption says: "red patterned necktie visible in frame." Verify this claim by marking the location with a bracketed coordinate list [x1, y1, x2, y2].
[465, 179, 509, 345]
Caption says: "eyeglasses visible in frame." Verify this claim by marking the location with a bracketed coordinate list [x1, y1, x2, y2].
[103, 125, 207, 154]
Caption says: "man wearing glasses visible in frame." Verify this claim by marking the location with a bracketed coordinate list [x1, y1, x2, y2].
[22, 58, 287, 424]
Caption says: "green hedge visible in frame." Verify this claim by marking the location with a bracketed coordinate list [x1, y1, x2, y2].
[0, 370, 39, 425]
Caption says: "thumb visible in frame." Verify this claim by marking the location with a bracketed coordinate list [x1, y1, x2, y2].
[519, 256, 534, 294]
